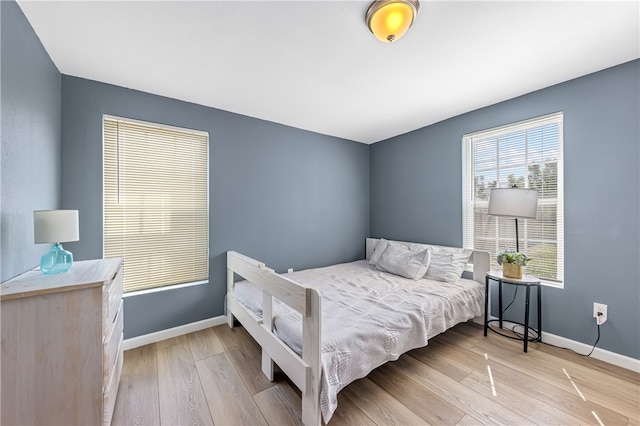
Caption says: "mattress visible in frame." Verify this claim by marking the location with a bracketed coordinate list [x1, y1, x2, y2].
[232, 259, 484, 423]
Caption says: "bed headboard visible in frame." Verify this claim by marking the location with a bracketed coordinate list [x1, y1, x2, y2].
[365, 238, 490, 284]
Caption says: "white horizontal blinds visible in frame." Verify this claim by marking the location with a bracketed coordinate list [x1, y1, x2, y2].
[462, 113, 564, 285]
[104, 117, 209, 292]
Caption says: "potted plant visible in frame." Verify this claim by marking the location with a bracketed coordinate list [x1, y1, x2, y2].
[497, 250, 531, 279]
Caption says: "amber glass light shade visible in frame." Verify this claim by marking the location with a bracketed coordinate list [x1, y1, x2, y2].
[366, 0, 419, 43]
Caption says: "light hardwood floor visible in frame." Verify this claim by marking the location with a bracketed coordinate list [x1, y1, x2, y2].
[111, 322, 639, 425]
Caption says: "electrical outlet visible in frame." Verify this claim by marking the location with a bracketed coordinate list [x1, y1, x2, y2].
[593, 303, 607, 325]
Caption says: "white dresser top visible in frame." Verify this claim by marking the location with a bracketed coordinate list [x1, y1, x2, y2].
[1, 258, 122, 301]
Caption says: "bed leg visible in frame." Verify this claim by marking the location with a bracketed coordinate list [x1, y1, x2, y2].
[302, 391, 321, 426]
[227, 312, 234, 328]
[226, 266, 235, 328]
[260, 290, 276, 380]
[302, 289, 322, 426]
[261, 350, 275, 381]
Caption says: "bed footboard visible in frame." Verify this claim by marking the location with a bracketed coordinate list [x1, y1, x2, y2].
[226, 251, 322, 426]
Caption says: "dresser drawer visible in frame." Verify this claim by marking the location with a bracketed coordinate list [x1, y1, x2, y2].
[103, 338, 123, 426]
[103, 301, 123, 379]
[103, 266, 123, 330]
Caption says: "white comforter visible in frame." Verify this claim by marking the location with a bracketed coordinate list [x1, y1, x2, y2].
[232, 260, 484, 423]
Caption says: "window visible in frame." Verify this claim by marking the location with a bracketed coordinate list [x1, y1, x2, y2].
[104, 116, 209, 293]
[462, 113, 564, 286]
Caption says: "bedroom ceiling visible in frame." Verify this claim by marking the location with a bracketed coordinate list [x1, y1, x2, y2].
[16, 1, 639, 144]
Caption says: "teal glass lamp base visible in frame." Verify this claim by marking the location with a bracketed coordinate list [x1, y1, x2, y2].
[41, 243, 73, 274]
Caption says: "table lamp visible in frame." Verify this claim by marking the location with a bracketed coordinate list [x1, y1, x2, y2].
[34, 210, 79, 274]
[487, 187, 538, 252]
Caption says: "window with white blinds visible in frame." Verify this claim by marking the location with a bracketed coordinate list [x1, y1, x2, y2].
[104, 116, 209, 293]
[462, 113, 564, 287]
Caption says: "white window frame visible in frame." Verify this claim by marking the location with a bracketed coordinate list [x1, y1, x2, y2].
[462, 112, 564, 288]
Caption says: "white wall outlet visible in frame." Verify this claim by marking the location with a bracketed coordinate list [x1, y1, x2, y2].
[287, 268, 293, 273]
[593, 303, 607, 325]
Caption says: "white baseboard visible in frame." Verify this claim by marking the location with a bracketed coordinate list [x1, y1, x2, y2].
[542, 331, 640, 373]
[123, 315, 227, 351]
[477, 317, 639, 373]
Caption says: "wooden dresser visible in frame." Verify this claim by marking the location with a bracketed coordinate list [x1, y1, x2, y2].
[1, 258, 124, 426]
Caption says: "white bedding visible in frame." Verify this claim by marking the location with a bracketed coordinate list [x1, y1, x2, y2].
[232, 260, 484, 423]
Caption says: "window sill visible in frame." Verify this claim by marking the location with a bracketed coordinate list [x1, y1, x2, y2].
[123, 280, 209, 298]
[540, 279, 563, 289]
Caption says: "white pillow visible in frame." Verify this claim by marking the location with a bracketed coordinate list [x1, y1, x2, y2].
[375, 244, 431, 280]
[368, 238, 389, 266]
[425, 246, 472, 283]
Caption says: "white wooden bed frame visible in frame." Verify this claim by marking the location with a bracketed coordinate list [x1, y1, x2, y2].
[226, 238, 490, 426]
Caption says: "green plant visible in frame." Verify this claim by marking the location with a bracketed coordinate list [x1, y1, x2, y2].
[497, 250, 532, 266]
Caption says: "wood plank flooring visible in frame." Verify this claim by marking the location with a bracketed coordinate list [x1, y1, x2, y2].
[111, 322, 639, 425]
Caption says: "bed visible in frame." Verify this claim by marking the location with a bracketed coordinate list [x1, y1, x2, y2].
[226, 238, 490, 425]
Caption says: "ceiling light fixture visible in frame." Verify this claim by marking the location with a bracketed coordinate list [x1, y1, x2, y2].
[365, 0, 420, 43]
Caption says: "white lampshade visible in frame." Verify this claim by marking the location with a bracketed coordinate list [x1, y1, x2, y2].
[488, 188, 539, 219]
[34, 210, 80, 244]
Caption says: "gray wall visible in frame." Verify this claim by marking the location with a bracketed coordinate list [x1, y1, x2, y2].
[0, 1, 61, 282]
[371, 60, 640, 359]
[61, 76, 370, 338]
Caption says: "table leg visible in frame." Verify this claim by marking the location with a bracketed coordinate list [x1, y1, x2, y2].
[498, 281, 503, 329]
[484, 276, 489, 336]
[537, 284, 542, 342]
[524, 286, 531, 352]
